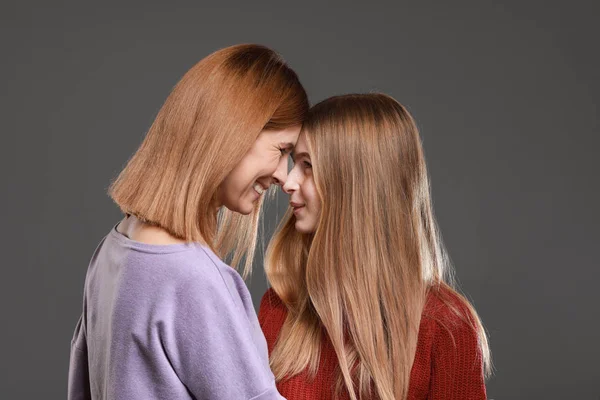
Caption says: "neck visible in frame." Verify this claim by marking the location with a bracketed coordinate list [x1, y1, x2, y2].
[117, 215, 187, 245]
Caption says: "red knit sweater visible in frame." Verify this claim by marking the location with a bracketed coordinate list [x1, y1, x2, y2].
[258, 287, 486, 400]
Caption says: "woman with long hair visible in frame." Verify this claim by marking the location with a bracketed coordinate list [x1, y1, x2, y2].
[259, 93, 491, 400]
[68, 44, 308, 400]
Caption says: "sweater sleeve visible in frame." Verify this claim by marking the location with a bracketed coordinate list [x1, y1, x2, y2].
[166, 272, 285, 400]
[429, 315, 487, 400]
[67, 314, 92, 400]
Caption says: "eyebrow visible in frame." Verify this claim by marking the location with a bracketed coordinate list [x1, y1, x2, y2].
[290, 151, 310, 162]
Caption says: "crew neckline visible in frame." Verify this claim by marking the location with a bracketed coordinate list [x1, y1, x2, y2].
[109, 222, 199, 254]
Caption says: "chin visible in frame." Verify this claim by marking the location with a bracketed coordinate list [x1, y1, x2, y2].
[225, 200, 254, 215]
[237, 203, 254, 215]
[294, 220, 315, 234]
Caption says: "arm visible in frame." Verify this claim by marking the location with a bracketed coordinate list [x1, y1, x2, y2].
[166, 275, 285, 400]
[429, 318, 487, 400]
[67, 315, 92, 400]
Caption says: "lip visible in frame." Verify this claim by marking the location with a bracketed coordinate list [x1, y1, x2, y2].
[290, 202, 305, 213]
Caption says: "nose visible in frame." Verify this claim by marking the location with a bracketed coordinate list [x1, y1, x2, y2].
[271, 155, 289, 186]
[282, 168, 300, 194]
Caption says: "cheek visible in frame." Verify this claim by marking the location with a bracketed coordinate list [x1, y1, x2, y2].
[232, 152, 273, 186]
[225, 165, 251, 192]
[245, 150, 281, 178]
[222, 162, 259, 205]
[304, 179, 321, 212]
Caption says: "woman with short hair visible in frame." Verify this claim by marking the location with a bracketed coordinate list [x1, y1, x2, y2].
[68, 44, 308, 400]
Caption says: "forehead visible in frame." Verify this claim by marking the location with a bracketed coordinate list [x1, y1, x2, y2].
[261, 125, 302, 144]
[293, 131, 310, 154]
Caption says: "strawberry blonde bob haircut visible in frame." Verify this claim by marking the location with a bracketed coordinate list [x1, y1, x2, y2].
[109, 44, 308, 277]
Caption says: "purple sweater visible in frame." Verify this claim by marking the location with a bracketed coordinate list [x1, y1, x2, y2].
[68, 224, 284, 400]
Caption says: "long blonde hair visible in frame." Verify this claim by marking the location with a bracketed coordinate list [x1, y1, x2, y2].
[266, 94, 491, 399]
[109, 44, 308, 277]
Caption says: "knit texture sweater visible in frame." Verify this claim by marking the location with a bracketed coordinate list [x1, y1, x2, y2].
[258, 286, 486, 400]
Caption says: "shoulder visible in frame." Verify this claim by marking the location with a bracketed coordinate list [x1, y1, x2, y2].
[416, 286, 487, 398]
[175, 245, 250, 307]
[124, 243, 247, 311]
[421, 285, 483, 362]
[423, 285, 478, 328]
[104, 226, 239, 296]
[149, 246, 261, 341]
[159, 244, 238, 286]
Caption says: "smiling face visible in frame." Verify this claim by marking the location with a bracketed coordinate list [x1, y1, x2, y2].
[218, 126, 301, 214]
[283, 132, 321, 233]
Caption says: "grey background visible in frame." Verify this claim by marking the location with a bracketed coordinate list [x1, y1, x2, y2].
[1, 0, 598, 399]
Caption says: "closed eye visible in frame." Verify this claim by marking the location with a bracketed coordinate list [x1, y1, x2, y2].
[279, 146, 292, 156]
